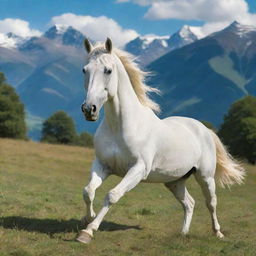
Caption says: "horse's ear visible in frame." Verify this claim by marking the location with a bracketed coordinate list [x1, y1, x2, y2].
[105, 37, 112, 53]
[84, 38, 92, 54]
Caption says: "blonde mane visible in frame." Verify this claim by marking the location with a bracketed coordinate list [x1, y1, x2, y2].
[89, 44, 160, 113]
[114, 49, 160, 112]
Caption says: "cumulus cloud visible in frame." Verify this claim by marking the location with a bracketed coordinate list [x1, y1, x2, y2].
[0, 18, 41, 38]
[117, 0, 256, 37]
[144, 0, 255, 22]
[50, 13, 139, 47]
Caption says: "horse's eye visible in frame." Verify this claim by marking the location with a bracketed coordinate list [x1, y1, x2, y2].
[104, 67, 112, 75]
[82, 68, 86, 74]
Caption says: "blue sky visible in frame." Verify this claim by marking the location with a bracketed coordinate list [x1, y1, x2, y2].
[0, 0, 202, 35]
[0, 0, 256, 46]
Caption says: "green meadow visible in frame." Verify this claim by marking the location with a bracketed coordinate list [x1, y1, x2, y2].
[0, 138, 255, 256]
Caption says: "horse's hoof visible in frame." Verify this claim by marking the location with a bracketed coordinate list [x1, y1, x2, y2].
[181, 231, 189, 237]
[76, 230, 93, 244]
[216, 231, 224, 239]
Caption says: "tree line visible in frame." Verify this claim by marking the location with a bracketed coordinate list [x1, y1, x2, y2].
[40, 110, 93, 147]
[0, 71, 255, 162]
[0, 72, 93, 148]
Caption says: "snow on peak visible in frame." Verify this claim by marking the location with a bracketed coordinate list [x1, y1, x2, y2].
[140, 34, 169, 49]
[226, 21, 256, 37]
[44, 25, 70, 40]
[54, 24, 69, 34]
[179, 25, 191, 36]
[178, 25, 198, 40]
[0, 32, 25, 48]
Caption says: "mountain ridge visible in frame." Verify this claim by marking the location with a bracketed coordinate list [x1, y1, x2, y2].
[1, 21, 255, 139]
[125, 25, 199, 65]
[148, 21, 256, 126]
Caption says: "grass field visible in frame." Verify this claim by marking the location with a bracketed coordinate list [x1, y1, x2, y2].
[0, 138, 256, 256]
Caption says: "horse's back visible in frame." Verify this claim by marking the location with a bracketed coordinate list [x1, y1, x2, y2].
[163, 116, 207, 133]
[162, 116, 213, 145]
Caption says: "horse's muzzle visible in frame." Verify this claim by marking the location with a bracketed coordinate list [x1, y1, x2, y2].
[81, 103, 98, 121]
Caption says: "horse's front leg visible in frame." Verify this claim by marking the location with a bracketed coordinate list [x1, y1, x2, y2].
[81, 159, 109, 225]
[77, 160, 146, 243]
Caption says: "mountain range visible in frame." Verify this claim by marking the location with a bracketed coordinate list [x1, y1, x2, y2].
[0, 21, 255, 139]
[149, 21, 256, 125]
[0, 24, 200, 139]
[125, 25, 198, 65]
[0, 25, 92, 139]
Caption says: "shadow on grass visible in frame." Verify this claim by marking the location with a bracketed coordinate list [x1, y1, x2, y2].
[0, 216, 142, 235]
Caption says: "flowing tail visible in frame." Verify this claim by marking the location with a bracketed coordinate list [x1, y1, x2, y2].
[210, 130, 245, 188]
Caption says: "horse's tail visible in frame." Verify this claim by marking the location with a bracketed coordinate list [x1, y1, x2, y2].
[210, 130, 245, 188]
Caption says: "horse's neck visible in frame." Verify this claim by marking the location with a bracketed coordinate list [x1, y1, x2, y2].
[104, 61, 146, 133]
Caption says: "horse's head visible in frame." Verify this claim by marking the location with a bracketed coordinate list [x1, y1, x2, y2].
[81, 38, 118, 121]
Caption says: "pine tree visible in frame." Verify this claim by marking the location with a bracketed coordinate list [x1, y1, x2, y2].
[0, 72, 26, 139]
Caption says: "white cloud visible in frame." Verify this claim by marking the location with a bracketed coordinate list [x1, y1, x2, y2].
[0, 18, 41, 38]
[118, 0, 256, 37]
[50, 13, 139, 47]
[144, 0, 254, 21]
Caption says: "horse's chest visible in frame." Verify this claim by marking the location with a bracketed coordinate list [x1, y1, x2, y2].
[96, 140, 133, 177]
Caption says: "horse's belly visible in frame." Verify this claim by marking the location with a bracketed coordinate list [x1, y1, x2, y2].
[145, 149, 199, 183]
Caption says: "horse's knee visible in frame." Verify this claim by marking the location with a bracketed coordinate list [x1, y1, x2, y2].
[106, 189, 122, 205]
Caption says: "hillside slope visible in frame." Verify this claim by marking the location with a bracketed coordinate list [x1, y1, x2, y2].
[0, 138, 256, 255]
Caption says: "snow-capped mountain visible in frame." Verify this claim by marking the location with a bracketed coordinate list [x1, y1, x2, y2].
[44, 24, 69, 39]
[148, 21, 256, 127]
[139, 35, 169, 50]
[125, 25, 198, 65]
[125, 34, 169, 65]
[44, 24, 85, 47]
[0, 32, 26, 48]
[3, 22, 253, 140]
[209, 21, 256, 55]
[168, 25, 198, 51]
[218, 21, 256, 38]
[0, 24, 200, 139]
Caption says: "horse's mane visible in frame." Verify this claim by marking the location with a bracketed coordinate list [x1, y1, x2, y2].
[89, 44, 160, 113]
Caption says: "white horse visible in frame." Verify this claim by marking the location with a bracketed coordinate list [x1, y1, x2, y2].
[77, 38, 245, 244]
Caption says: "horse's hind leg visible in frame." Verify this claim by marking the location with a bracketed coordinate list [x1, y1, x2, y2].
[165, 179, 195, 235]
[194, 173, 224, 238]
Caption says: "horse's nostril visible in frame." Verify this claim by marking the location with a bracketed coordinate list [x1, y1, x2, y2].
[92, 105, 97, 113]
